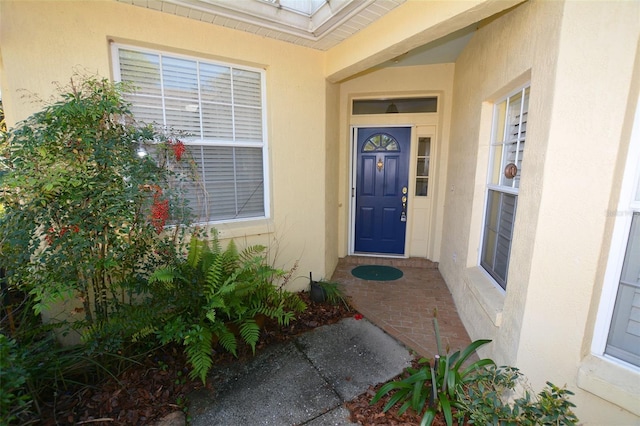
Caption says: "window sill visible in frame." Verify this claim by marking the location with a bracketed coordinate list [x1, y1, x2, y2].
[577, 354, 640, 416]
[464, 267, 504, 327]
[209, 218, 275, 241]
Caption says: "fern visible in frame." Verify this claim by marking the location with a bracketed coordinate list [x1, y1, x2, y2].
[124, 236, 310, 384]
[280, 311, 296, 327]
[200, 250, 216, 277]
[224, 239, 239, 262]
[215, 325, 238, 357]
[186, 237, 206, 269]
[205, 255, 226, 297]
[283, 292, 307, 313]
[209, 231, 223, 255]
[205, 308, 217, 324]
[131, 325, 156, 342]
[238, 319, 260, 354]
[238, 244, 266, 264]
[183, 325, 214, 384]
[148, 267, 177, 288]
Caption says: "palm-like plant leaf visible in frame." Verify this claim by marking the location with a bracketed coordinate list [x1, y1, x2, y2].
[462, 358, 496, 379]
[439, 392, 453, 426]
[420, 408, 436, 426]
[454, 339, 492, 371]
[384, 385, 411, 413]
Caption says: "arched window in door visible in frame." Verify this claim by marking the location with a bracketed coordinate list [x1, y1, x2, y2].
[362, 133, 400, 152]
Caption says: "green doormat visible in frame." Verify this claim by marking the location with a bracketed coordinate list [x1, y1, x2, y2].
[351, 265, 403, 281]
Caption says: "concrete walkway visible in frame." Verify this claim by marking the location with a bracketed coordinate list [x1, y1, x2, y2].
[189, 317, 412, 425]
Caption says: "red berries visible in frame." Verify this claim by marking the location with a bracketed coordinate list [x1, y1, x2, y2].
[169, 139, 186, 162]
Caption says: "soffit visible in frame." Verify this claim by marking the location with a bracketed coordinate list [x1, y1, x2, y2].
[116, 0, 407, 51]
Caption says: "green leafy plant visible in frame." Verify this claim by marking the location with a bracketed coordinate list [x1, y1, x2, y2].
[0, 333, 31, 424]
[120, 235, 307, 383]
[310, 279, 349, 307]
[372, 312, 579, 426]
[0, 303, 129, 425]
[457, 365, 579, 425]
[0, 75, 194, 331]
[371, 312, 494, 426]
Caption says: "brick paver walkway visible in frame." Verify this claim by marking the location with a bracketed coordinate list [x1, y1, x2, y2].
[330, 256, 472, 360]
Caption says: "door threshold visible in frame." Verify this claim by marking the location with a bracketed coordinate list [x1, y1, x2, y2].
[351, 252, 407, 259]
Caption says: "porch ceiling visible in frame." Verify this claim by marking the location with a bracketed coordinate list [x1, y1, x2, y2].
[115, 0, 407, 51]
[114, 0, 525, 77]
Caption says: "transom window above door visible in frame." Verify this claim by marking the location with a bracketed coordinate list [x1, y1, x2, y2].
[352, 97, 438, 115]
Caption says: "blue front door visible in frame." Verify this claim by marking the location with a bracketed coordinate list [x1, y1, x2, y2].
[354, 127, 410, 255]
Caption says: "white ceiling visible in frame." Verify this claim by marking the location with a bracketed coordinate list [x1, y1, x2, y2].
[117, 0, 473, 65]
[117, 0, 407, 51]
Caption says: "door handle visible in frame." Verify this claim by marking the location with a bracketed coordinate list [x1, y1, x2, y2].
[401, 187, 408, 222]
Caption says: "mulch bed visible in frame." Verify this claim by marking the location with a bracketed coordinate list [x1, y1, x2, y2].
[346, 357, 449, 426]
[34, 293, 434, 425]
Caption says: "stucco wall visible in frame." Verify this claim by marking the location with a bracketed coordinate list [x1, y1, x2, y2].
[441, 0, 640, 423]
[337, 63, 455, 260]
[324, 80, 340, 277]
[0, 1, 329, 290]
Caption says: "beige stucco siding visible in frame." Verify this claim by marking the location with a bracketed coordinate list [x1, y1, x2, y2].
[0, 0, 329, 290]
[325, 80, 341, 277]
[441, 0, 640, 423]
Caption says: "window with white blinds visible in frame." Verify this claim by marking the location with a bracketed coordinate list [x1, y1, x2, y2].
[605, 158, 640, 366]
[481, 86, 529, 289]
[606, 212, 640, 366]
[112, 45, 267, 223]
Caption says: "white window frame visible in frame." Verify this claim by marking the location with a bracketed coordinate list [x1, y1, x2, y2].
[592, 98, 640, 372]
[480, 85, 530, 290]
[111, 43, 270, 225]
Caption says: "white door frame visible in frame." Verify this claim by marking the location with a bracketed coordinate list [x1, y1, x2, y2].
[348, 125, 413, 257]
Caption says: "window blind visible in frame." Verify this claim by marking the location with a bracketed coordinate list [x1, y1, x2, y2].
[482, 85, 530, 290]
[481, 190, 517, 288]
[116, 46, 266, 223]
[606, 213, 640, 367]
[496, 88, 528, 189]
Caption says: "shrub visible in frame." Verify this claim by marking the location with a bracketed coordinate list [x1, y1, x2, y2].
[0, 334, 30, 424]
[0, 75, 194, 331]
[458, 365, 579, 425]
